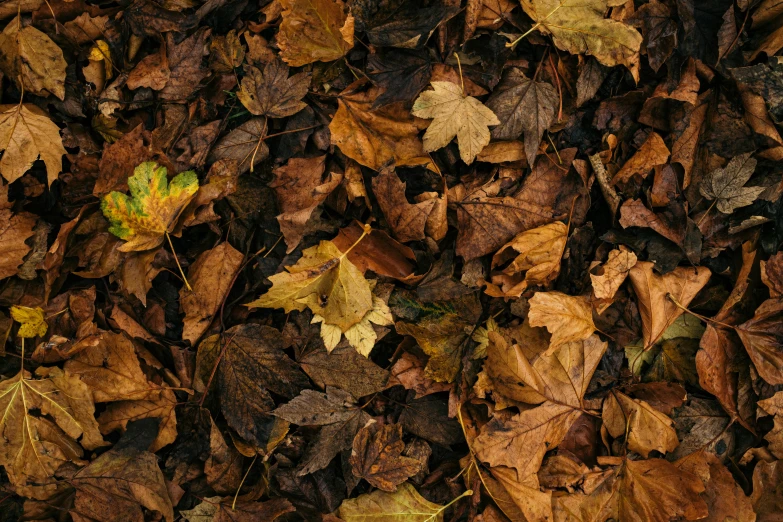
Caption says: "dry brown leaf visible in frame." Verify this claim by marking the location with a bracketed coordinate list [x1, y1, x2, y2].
[485, 221, 568, 298]
[736, 298, 783, 385]
[590, 247, 637, 300]
[611, 131, 670, 185]
[628, 261, 711, 349]
[180, 242, 244, 345]
[372, 165, 437, 243]
[349, 422, 421, 491]
[0, 200, 36, 281]
[237, 59, 310, 118]
[277, 0, 354, 66]
[0, 103, 66, 185]
[0, 16, 66, 99]
[602, 390, 679, 457]
[330, 84, 430, 170]
[528, 291, 596, 350]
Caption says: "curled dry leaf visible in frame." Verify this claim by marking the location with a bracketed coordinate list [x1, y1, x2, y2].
[237, 59, 310, 118]
[700, 152, 765, 214]
[372, 165, 437, 243]
[736, 298, 783, 386]
[590, 247, 637, 300]
[0, 16, 66, 99]
[412, 81, 500, 164]
[611, 131, 670, 185]
[602, 390, 679, 458]
[528, 291, 596, 350]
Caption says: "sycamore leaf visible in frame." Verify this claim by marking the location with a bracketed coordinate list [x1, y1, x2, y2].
[485, 221, 568, 298]
[412, 81, 500, 164]
[628, 261, 711, 350]
[237, 60, 310, 118]
[9, 305, 46, 338]
[247, 239, 373, 332]
[277, 0, 354, 66]
[0, 16, 67, 99]
[736, 297, 783, 385]
[519, 0, 643, 81]
[485, 69, 558, 167]
[273, 387, 371, 475]
[101, 162, 199, 252]
[602, 390, 679, 457]
[0, 367, 104, 489]
[349, 422, 421, 491]
[338, 482, 467, 522]
[316, 294, 394, 356]
[552, 457, 708, 522]
[528, 291, 595, 350]
[700, 152, 765, 214]
[0, 103, 66, 186]
[209, 29, 245, 72]
[181, 498, 294, 522]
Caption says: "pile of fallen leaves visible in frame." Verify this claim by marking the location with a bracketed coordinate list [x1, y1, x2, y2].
[2, 0, 783, 520]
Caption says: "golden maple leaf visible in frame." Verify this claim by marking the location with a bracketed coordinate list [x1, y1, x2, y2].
[9, 305, 47, 338]
[412, 81, 499, 164]
[0, 103, 67, 186]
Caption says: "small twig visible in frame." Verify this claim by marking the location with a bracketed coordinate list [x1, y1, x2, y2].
[589, 153, 621, 217]
[165, 232, 192, 292]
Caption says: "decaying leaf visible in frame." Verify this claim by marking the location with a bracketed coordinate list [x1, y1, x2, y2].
[700, 152, 765, 214]
[101, 162, 199, 252]
[237, 59, 310, 118]
[349, 422, 421, 491]
[528, 291, 596, 350]
[9, 305, 47, 338]
[0, 16, 67, 99]
[590, 247, 637, 300]
[602, 390, 679, 457]
[412, 81, 500, 164]
[338, 482, 462, 522]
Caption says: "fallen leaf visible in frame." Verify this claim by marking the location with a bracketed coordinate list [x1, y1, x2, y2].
[237, 59, 310, 118]
[180, 242, 244, 344]
[602, 390, 679, 457]
[628, 261, 711, 349]
[101, 161, 199, 252]
[485, 221, 568, 298]
[316, 293, 393, 355]
[590, 247, 637, 300]
[247, 238, 373, 332]
[0, 206, 35, 281]
[298, 343, 389, 399]
[277, 0, 354, 66]
[9, 305, 46, 338]
[329, 84, 430, 170]
[388, 350, 452, 398]
[372, 165, 437, 243]
[338, 482, 458, 522]
[736, 298, 783, 385]
[366, 49, 432, 108]
[611, 131, 670, 185]
[181, 498, 294, 522]
[700, 152, 765, 214]
[160, 28, 210, 101]
[0, 16, 66, 99]
[399, 394, 463, 446]
[273, 387, 370, 475]
[207, 118, 269, 175]
[412, 81, 500, 164]
[552, 457, 707, 522]
[528, 291, 595, 350]
[519, 0, 643, 80]
[670, 398, 733, 461]
[0, 366, 104, 489]
[349, 422, 421, 491]
[485, 69, 558, 167]
[209, 29, 245, 72]
[0, 103, 66, 185]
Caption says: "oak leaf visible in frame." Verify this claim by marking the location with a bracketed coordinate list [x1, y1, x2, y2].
[0, 367, 104, 489]
[250, 238, 373, 332]
[273, 387, 371, 475]
[237, 60, 310, 118]
[277, 0, 354, 66]
[349, 422, 421, 491]
[0, 103, 66, 185]
[330, 84, 430, 170]
[628, 261, 711, 349]
[338, 482, 460, 522]
[0, 16, 67, 99]
[101, 162, 199, 252]
[602, 390, 679, 457]
[528, 291, 595, 350]
[700, 152, 765, 214]
[485, 69, 558, 167]
[485, 221, 568, 298]
[519, 0, 643, 81]
[552, 457, 708, 522]
[412, 81, 500, 164]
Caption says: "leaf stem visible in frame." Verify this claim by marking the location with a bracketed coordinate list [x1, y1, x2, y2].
[453, 52, 465, 96]
[165, 232, 192, 292]
[339, 223, 373, 259]
[696, 199, 717, 228]
[506, 22, 541, 49]
[666, 293, 734, 330]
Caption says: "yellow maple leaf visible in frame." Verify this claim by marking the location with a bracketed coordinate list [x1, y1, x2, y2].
[9, 305, 47, 338]
[412, 81, 499, 164]
[101, 162, 199, 252]
[247, 227, 374, 332]
[0, 103, 67, 186]
[315, 295, 393, 356]
[277, 0, 354, 67]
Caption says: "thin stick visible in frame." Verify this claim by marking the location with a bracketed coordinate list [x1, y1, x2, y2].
[165, 232, 192, 292]
[232, 455, 257, 510]
[454, 52, 465, 95]
[696, 199, 717, 227]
